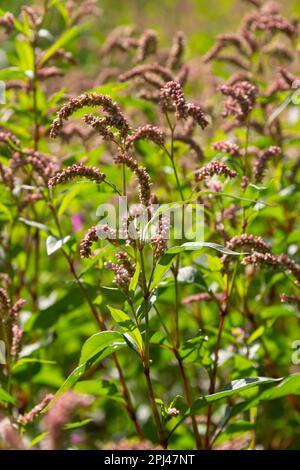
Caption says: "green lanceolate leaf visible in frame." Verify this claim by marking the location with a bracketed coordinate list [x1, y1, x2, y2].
[40, 24, 87, 65]
[169, 376, 292, 438]
[150, 242, 242, 290]
[0, 387, 17, 405]
[74, 379, 123, 403]
[43, 331, 127, 411]
[107, 306, 143, 353]
[189, 376, 281, 415]
[129, 262, 140, 298]
[229, 373, 300, 417]
[179, 331, 208, 363]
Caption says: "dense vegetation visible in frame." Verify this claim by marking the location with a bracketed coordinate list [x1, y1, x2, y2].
[0, 0, 300, 450]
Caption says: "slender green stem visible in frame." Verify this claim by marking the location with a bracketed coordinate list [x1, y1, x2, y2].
[143, 362, 167, 448]
[244, 116, 251, 177]
[162, 111, 202, 448]
[173, 258, 180, 349]
[204, 302, 227, 448]
[153, 305, 171, 338]
[31, 32, 39, 152]
[154, 304, 202, 449]
[162, 113, 184, 201]
[103, 179, 122, 196]
[241, 116, 251, 232]
[175, 350, 203, 449]
[204, 313, 226, 448]
[31, 229, 40, 312]
[137, 244, 167, 448]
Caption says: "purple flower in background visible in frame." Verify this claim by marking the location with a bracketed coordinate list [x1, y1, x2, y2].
[72, 213, 83, 232]
[70, 433, 83, 445]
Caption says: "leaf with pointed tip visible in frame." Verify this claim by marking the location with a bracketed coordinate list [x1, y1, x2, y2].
[107, 306, 143, 353]
[190, 376, 281, 415]
[0, 387, 16, 405]
[229, 373, 300, 417]
[43, 331, 126, 411]
[129, 262, 140, 298]
[150, 242, 242, 290]
[40, 24, 86, 65]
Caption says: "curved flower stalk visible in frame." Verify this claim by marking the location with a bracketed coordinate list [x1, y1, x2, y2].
[166, 31, 186, 70]
[80, 224, 118, 259]
[48, 163, 106, 189]
[242, 251, 300, 284]
[136, 30, 158, 62]
[50, 92, 131, 138]
[195, 161, 237, 183]
[125, 125, 165, 149]
[18, 394, 54, 426]
[114, 153, 152, 207]
[119, 63, 175, 86]
[221, 234, 271, 272]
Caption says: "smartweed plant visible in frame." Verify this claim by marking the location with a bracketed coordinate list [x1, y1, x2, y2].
[0, 0, 300, 450]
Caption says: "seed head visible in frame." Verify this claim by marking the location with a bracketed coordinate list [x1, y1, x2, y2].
[241, 251, 300, 283]
[43, 391, 92, 450]
[253, 146, 280, 183]
[151, 216, 169, 259]
[0, 287, 11, 314]
[213, 141, 241, 156]
[219, 81, 258, 122]
[37, 67, 63, 80]
[0, 130, 20, 148]
[12, 150, 59, 183]
[166, 31, 185, 70]
[18, 394, 54, 426]
[185, 103, 209, 130]
[82, 114, 115, 141]
[80, 225, 117, 258]
[48, 163, 105, 189]
[136, 30, 158, 62]
[195, 161, 237, 182]
[160, 81, 186, 118]
[50, 93, 130, 138]
[125, 125, 165, 149]
[11, 324, 23, 360]
[0, 12, 15, 34]
[114, 153, 152, 207]
[119, 63, 174, 84]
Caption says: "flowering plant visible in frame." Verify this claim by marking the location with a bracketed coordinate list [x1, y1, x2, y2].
[0, 0, 300, 451]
